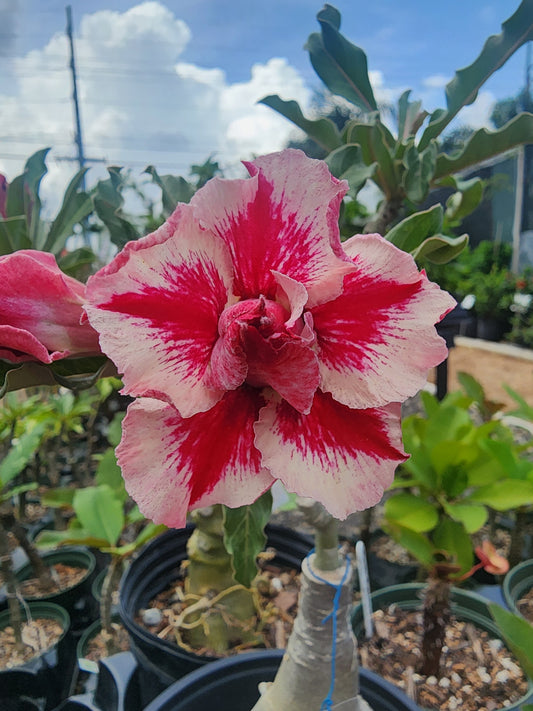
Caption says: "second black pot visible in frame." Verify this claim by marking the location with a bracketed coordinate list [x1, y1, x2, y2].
[119, 524, 313, 706]
[143, 648, 421, 711]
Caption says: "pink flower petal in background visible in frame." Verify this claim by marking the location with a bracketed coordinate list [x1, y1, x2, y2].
[313, 234, 455, 409]
[117, 389, 273, 528]
[255, 391, 407, 518]
[0, 250, 100, 363]
[86, 208, 234, 417]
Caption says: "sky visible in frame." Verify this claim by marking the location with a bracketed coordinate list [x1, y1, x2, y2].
[0, 0, 529, 209]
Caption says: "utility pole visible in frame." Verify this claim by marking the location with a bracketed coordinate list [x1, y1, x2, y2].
[66, 5, 86, 186]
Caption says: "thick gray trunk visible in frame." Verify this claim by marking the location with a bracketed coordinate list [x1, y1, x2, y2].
[251, 553, 372, 711]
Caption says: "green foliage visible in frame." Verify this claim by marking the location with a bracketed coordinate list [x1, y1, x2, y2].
[223, 489, 273, 587]
[490, 603, 533, 680]
[0, 149, 95, 275]
[385, 381, 533, 578]
[262, 2, 533, 253]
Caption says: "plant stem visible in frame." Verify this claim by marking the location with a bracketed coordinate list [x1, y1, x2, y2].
[297, 498, 340, 571]
[182, 505, 257, 652]
[508, 506, 528, 569]
[1, 511, 55, 591]
[101, 555, 123, 633]
[420, 572, 451, 677]
[363, 197, 403, 235]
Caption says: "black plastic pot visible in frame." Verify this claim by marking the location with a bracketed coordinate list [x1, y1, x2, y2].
[14, 546, 97, 631]
[142, 648, 421, 711]
[0, 601, 72, 710]
[503, 558, 533, 619]
[119, 524, 313, 706]
[352, 583, 533, 711]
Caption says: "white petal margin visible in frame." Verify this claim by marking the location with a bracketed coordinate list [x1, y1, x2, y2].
[117, 392, 274, 529]
[314, 234, 456, 410]
[86, 207, 235, 418]
[254, 392, 407, 519]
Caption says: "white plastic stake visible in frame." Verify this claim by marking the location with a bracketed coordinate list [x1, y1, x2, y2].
[355, 540, 373, 639]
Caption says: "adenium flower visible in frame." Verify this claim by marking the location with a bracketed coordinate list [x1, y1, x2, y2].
[0, 250, 101, 364]
[85, 149, 455, 527]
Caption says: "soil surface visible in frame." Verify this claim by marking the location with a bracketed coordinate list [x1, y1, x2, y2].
[0, 617, 63, 670]
[358, 605, 529, 711]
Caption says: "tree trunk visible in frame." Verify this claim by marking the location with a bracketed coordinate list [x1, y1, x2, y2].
[251, 553, 371, 711]
[420, 573, 451, 678]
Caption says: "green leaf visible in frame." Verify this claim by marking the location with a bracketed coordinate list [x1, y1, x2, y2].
[0, 482, 38, 502]
[397, 90, 428, 140]
[325, 144, 376, 194]
[457, 372, 486, 408]
[434, 113, 533, 179]
[412, 233, 469, 264]
[58, 247, 96, 277]
[95, 448, 126, 497]
[419, 2, 533, 148]
[93, 167, 140, 249]
[433, 519, 473, 574]
[469, 479, 533, 510]
[386, 204, 443, 253]
[344, 122, 397, 195]
[504, 384, 533, 420]
[442, 177, 484, 224]
[73, 485, 124, 546]
[305, 5, 377, 112]
[259, 95, 342, 153]
[384, 493, 439, 532]
[41, 487, 76, 509]
[489, 603, 533, 678]
[403, 140, 437, 203]
[384, 523, 434, 566]
[0, 215, 30, 254]
[145, 166, 194, 215]
[35, 527, 110, 550]
[223, 489, 273, 587]
[443, 503, 488, 533]
[107, 412, 125, 447]
[44, 168, 92, 254]
[0, 423, 45, 489]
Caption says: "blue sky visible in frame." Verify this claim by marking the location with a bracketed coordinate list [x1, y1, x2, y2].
[0, 0, 529, 203]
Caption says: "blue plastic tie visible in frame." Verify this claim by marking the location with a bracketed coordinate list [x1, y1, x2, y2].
[306, 549, 351, 711]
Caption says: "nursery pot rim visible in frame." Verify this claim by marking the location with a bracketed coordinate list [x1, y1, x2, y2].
[502, 558, 533, 619]
[142, 648, 421, 711]
[15, 545, 96, 601]
[0, 600, 71, 670]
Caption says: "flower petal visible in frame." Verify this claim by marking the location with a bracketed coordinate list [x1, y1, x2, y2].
[85, 206, 234, 417]
[191, 149, 354, 307]
[117, 389, 274, 528]
[313, 234, 456, 409]
[0, 250, 100, 363]
[254, 390, 407, 518]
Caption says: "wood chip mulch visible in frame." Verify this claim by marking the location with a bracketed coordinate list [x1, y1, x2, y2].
[357, 605, 529, 711]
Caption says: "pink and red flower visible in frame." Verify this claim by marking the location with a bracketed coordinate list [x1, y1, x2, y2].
[0, 250, 101, 364]
[85, 149, 455, 527]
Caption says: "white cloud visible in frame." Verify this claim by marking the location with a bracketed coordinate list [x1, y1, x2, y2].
[422, 74, 450, 90]
[0, 2, 311, 211]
